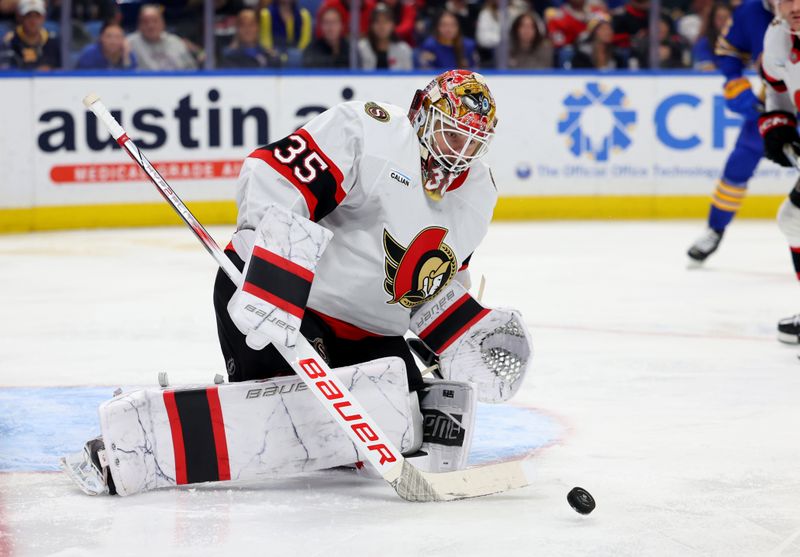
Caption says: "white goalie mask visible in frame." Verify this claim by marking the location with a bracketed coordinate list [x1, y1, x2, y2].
[408, 70, 498, 200]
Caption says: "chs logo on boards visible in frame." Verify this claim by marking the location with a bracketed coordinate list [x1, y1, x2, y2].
[557, 82, 636, 162]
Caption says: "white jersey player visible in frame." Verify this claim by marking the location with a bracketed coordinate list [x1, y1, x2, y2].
[60, 70, 533, 497]
[759, 5, 800, 342]
[215, 69, 503, 392]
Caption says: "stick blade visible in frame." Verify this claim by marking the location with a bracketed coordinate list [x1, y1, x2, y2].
[391, 459, 532, 502]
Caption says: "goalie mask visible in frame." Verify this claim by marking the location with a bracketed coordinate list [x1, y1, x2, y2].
[408, 70, 498, 201]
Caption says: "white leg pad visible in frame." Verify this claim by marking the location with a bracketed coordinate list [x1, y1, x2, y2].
[99, 357, 421, 496]
[777, 198, 800, 245]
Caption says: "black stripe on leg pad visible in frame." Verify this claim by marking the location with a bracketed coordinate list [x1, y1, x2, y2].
[173, 389, 219, 484]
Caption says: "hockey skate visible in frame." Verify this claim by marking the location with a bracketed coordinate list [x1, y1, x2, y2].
[60, 436, 116, 496]
[777, 314, 800, 344]
[687, 228, 724, 265]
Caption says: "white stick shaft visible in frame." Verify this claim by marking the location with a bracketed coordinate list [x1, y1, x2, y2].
[785, 144, 799, 168]
[83, 94, 241, 284]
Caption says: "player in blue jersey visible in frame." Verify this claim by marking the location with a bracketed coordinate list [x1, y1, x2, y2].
[686, 0, 774, 264]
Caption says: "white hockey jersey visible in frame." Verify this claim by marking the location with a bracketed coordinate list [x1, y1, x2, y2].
[229, 100, 498, 337]
[762, 21, 800, 113]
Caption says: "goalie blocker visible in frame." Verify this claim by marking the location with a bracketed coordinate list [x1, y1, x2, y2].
[61, 357, 480, 496]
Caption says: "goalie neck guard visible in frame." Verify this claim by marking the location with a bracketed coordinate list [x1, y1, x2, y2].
[408, 70, 498, 201]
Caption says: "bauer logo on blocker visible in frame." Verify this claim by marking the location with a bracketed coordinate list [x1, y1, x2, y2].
[557, 82, 636, 161]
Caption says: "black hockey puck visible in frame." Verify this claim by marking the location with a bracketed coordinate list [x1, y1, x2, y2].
[567, 487, 595, 515]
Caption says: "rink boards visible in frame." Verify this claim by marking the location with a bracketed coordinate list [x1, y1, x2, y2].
[0, 71, 792, 232]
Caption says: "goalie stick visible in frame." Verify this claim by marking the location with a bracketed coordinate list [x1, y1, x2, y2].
[785, 144, 800, 168]
[83, 93, 533, 502]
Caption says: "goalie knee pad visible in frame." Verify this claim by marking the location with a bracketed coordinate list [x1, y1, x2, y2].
[777, 197, 800, 246]
[94, 357, 420, 496]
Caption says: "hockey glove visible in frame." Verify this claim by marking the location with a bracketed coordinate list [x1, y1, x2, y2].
[723, 77, 762, 119]
[410, 281, 532, 403]
[758, 110, 800, 168]
[227, 204, 332, 349]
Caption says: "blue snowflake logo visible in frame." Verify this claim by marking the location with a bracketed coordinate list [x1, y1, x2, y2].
[557, 83, 636, 161]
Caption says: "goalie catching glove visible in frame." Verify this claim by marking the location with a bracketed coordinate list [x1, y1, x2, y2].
[758, 110, 800, 167]
[227, 204, 333, 349]
[410, 281, 532, 403]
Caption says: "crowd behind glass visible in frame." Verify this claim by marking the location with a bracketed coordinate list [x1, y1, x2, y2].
[0, 0, 736, 71]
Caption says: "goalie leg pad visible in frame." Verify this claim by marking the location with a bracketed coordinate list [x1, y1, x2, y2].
[416, 379, 477, 473]
[98, 357, 421, 496]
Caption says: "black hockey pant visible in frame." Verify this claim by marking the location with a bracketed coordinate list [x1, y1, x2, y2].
[212, 248, 424, 392]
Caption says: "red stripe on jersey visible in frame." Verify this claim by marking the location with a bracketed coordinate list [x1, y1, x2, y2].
[243, 282, 306, 319]
[248, 128, 345, 220]
[761, 63, 788, 92]
[295, 128, 345, 204]
[205, 387, 230, 482]
[163, 391, 187, 485]
[252, 245, 314, 282]
[790, 246, 800, 253]
[447, 168, 470, 193]
[308, 309, 381, 340]
[249, 148, 319, 217]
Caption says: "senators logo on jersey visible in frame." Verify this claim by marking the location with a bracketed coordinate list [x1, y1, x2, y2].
[383, 227, 457, 308]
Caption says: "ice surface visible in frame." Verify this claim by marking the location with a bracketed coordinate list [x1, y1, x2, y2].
[2, 221, 800, 556]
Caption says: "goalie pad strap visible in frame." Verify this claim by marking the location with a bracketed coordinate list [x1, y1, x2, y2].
[243, 245, 314, 318]
[418, 293, 490, 354]
[163, 388, 230, 485]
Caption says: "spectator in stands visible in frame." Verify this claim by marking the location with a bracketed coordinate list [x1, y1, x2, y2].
[475, 0, 499, 64]
[48, 0, 118, 24]
[443, 0, 480, 39]
[417, 9, 478, 69]
[164, 0, 245, 48]
[475, 0, 528, 65]
[692, 2, 729, 70]
[507, 11, 553, 69]
[259, 0, 311, 56]
[76, 20, 136, 69]
[315, 0, 373, 38]
[357, 2, 412, 70]
[0, 0, 18, 24]
[546, 0, 605, 51]
[631, 12, 689, 67]
[571, 15, 624, 68]
[127, 4, 197, 71]
[222, 7, 279, 68]
[0, 0, 60, 69]
[378, 0, 416, 45]
[611, 0, 650, 59]
[302, 5, 349, 68]
[47, 0, 118, 53]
